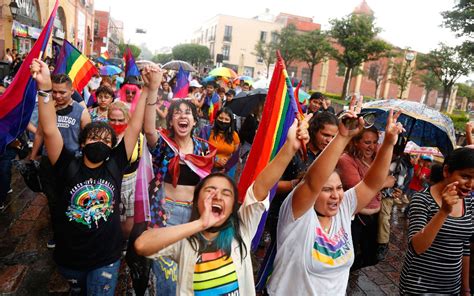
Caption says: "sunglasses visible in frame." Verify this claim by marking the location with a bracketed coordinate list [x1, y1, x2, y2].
[338, 111, 376, 130]
[126, 90, 136, 95]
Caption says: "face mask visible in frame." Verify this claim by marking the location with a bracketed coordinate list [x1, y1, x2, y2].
[109, 123, 127, 135]
[82, 142, 112, 163]
[215, 120, 230, 131]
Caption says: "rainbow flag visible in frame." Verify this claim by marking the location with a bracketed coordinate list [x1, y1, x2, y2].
[173, 66, 189, 99]
[208, 93, 220, 124]
[0, 0, 59, 153]
[101, 51, 110, 59]
[123, 47, 140, 77]
[54, 40, 98, 93]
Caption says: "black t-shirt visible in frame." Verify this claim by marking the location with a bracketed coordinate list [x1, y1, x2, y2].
[52, 140, 129, 270]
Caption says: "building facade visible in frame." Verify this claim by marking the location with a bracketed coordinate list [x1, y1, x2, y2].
[0, 0, 94, 59]
[93, 10, 123, 57]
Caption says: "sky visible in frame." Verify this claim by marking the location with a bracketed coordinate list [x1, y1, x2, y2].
[95, 0, 462, 55]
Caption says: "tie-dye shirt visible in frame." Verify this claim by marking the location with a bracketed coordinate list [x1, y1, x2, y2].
[148, 184, 268, 296]
[267, 188, 357, 296]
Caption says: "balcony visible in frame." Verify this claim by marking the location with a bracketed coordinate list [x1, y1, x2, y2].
[208, 35, 215, 42]
[223, 35, 232, 42]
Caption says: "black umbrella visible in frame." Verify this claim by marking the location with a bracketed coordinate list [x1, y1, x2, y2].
[162, 60, 197, 72]
[226, 88, 267, 117]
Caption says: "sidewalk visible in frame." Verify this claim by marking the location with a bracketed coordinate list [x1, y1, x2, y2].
[0, 170, 411, 295]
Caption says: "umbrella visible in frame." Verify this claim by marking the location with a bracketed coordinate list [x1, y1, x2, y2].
[208, 67, 238, 79]
[99, 65, 122, 76]
[298, 89, 310, 103]
[253, 78, 270, 89]
[226, 88, 267, 117]
[404, 141, 444, 157]
[202, 76, 216, 85]
[136, 60, 155, 70]
[362, 99, 456, 156]
[162, 60, 196, 72]
[237, 75, 254, 85]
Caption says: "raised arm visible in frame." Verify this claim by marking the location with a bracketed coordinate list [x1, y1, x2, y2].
[30, 59, 63, 165]
[466, 122, 473, 146]
[253, 116, 311, 201]
[123, 66, 162, 159]
[292, 99, 364, 219]
[354, 110, 403, 212]
[143, 72, 161, 148]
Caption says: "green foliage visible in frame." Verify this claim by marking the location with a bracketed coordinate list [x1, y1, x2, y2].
[172, 44, 210, 66]
[414, 70, 442, 96]
[390, 59, 414, 99]
[253, 40, 276, 78]
[118, 43, 141, 58]
[274, 24, 301, 68]
[457, 83, 474, 101]
[447, 112, 469, 132]
[442, 0, 473, 54]
[152, 53, 173, 65]
[417, 44, 474, 111]
[329, 14, 392, 99]
[296, 30, 334, 89]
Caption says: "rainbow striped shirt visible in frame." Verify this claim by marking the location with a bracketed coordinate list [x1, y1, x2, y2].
[193, 249, 240, 296]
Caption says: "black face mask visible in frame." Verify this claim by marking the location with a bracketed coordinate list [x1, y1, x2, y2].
[215, 120, 231, 131]
[82, 142, 112, 163]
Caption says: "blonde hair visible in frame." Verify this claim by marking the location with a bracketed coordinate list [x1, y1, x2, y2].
[108, 101, 131, 122]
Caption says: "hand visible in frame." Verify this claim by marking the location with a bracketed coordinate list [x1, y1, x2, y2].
[440, 181, 460, 214]
[384, 109, 405, 145]
[384, 175, 396, 188]
[392, 188, 403, 199]
[199, 191, 226, 230]
[287, 113, 312, 152]
[215, 157, 227, 168]
[30, 59, 52, 90]
[338, 95, 364, 138]
[466, 122, 473, 134]
[142, 65, 163, 90]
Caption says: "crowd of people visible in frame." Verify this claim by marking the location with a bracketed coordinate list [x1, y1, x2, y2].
[0, 52, 473, 296]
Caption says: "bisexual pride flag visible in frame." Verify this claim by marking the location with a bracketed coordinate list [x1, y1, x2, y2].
[124, 47, 140, 77]
[0, 0, 59, 153]
[173, 66, 190, 99]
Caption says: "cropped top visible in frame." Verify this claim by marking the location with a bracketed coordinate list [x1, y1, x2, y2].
[163, 163, 200, 186]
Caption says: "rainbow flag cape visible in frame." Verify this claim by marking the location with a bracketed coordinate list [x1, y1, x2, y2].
[207, 92, 220, 124]
[173, 66, 190, 99]
[54, 40, 98, 93]
[0, 0, 59, 153]
[124, 47, 140, 77]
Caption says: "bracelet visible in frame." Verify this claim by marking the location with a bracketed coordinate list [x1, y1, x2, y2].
[146, 101, 157, 106]
[38, 88, 52, 93]
[37, 90, 50, 103]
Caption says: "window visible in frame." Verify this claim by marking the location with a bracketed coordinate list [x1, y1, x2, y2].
[260, 31, 267, 42]
[224, 25, 232, 42]
[301, 68, 311, 88]
[222, 45, 230, 61]
[210, 43, 215, 57]
[287, 66, 297, 78]
[257, 56, 264, 63]
[271, 32, 278, 44]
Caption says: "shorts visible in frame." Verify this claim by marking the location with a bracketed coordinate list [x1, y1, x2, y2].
[120, 171, 137, 221]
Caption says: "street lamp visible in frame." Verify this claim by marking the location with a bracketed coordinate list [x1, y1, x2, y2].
[399, 51, 415, 99]
[9, 0, 19, 18]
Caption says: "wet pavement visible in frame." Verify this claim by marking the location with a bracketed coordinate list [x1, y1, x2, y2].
[0, 169, 413, 295]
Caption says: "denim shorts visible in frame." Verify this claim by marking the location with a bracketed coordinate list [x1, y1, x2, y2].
[152, 198, 192, 295]
[57, 259, 120, 296]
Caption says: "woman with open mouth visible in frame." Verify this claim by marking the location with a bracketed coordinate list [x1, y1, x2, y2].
[399, 147, 474, 295]
[142, 98, 216, 294]
[266, 104, 404, 295]
[135, 117, 311, 295]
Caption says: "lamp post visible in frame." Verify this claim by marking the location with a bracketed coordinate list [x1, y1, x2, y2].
[399, 51, 415, 99]
[9, 0, 19, 18]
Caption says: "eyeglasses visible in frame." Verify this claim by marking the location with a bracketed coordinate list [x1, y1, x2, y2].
[338, 111, 376, 130]
[126, 90, 136, 95]
[173, 109, 192, 117]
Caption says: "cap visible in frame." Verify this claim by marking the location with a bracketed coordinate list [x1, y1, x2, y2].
[190, 80, 202, 88]
[420, 155, 433, 162]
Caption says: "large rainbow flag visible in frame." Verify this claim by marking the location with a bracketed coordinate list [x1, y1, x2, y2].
[0, 0, 59, 153]
[54, 40, 98, 93]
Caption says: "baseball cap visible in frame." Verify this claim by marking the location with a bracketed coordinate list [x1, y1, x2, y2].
[190, 80, 202, 88]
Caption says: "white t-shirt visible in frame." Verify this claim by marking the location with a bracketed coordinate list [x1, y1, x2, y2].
[148, 184, 269, 296]
[267, 188, 357, 296]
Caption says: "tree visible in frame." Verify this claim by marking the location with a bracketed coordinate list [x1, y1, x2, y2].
[253, 40, 276, 78]
[274, 24, 301, 69]
[367, 61, 387, 98]
[138, 43, 153, 60]
[442, 0, 474, 54]
[118, 43, 141, 58]
[297, 30, 334, 90]
[172, 44, 210, 67]
[390, 54, 415, 99]
[152, 53, 173, 65]
[457, 82, 474, 101]
[329, 14, 392, 99]
[417, 44, 474, 111]
[414, 71, 442, 106]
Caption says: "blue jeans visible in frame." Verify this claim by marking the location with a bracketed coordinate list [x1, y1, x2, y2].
[152, 199, 192, 295]
[57, 259, 120, 296]
[0, 146, 16, 203]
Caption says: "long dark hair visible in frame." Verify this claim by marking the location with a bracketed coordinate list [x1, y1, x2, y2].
[166, 99, 198, 138]
[211, 108, 236, 144]
[187, 173, 247, 260]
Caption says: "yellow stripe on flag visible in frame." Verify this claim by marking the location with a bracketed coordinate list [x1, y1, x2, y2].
[68, 54, 88, 81]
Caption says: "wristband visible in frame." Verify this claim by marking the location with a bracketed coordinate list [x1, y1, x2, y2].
[37, 90, 50, 103]
[38, 88, 52, 93]
[147, 101, 157, 106]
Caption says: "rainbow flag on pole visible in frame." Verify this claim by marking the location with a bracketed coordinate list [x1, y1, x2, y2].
[0, 0, 59, 153]
[54, 40, 98, 93]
